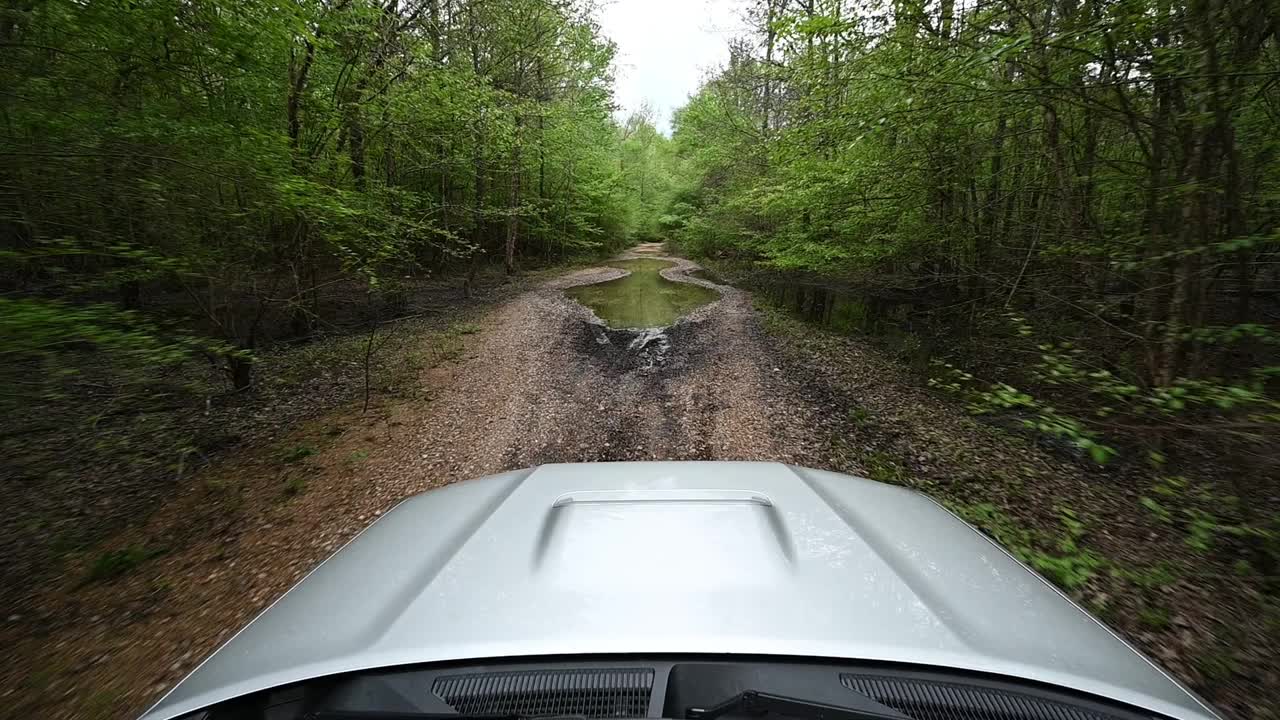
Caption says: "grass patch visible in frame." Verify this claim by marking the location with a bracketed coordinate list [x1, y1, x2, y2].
[1138, 606, 1172, 630]
[80, 689, 124, 720]
[203, 475, 235, 492]
[82, 544, 165, 584]
[421, 321, 485, 365]
[426, 331, 466, 366]
[1113, 560, 1182, 590]
[753, 297, 804, 336]
[863, 450, 909, 485]
[202, 476, 243, 505]
[847, 406, 873, 426]
[282, 474, 307, 497]
[23, 658, 68, 692]
[279, 444, 316, 464]
[1194, 648, 1241, 684]
[1264, 600, 1280, 635]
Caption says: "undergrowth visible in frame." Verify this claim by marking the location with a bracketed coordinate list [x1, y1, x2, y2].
[947, 502, 1105, 591]
[81, 544, 166, 585]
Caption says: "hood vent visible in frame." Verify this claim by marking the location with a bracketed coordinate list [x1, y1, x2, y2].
[841, 674, 1122, 720]
[433, 668, 655, 717]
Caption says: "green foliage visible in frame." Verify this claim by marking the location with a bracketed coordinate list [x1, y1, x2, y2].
[425, 325, 476, 366]
[617, 108, 680, 241]
[846, 406, 872, 426]
[1031, 334, 1277, 420]
[861, 451, 908, 485]
[951, 502, 1105, 590]
[1138, 476, 1279, 571]
[665, 0, 1280, 494]
[930, 312, 1279, 463]
[1139, 496, 1174, 524]
[0, 298, 232, 407]
[1, 0, 653, 402]
[1113, 561, 1182, 591]
[931, 361, 1117, 464]
[1194, 650, 1242, 684]
[83, 545, 165, 584]
[0, 2, 669, 577]
[279, 445, 317, 464]
[1138, 606, 1172, 631]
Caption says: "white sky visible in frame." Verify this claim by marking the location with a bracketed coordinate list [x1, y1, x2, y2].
[596, 0, 746, 134]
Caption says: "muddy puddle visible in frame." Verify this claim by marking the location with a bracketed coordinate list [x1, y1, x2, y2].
[567, 259, 720, 329]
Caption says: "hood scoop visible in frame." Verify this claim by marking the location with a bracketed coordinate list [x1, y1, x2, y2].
[533, 488, 795, 577]
[552, 489, 774, 507]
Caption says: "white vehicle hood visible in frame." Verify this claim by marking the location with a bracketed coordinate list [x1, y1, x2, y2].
[142, 462, 1219, 720]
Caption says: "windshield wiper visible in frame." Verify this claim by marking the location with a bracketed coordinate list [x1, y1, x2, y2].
[686, 690, 904, 720]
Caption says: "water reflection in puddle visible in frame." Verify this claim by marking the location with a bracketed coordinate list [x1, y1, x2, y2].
[567, 259, 720, 329]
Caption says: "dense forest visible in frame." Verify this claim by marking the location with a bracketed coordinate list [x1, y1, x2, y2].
[1, 0, 675, 391]
[662, 0, 1280, 505]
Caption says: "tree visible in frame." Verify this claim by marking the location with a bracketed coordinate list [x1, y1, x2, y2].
[0, 0, 647, 397]
[666, 0, 1280, 478]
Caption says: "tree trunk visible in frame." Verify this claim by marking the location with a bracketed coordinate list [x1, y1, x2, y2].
[466, 136, 486, 299]
[761, 0, 776, 134]
[348, 87, 367, 191]
[505, 114, 522, 277]
[287, 40, 316, 162]
[227, 354, 253, 392]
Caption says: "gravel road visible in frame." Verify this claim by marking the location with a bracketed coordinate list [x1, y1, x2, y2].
[396, 242, 831, 481]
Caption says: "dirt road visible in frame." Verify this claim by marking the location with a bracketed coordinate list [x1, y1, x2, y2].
[2, 244, 834, 720]
[401, 242, 831, 475]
